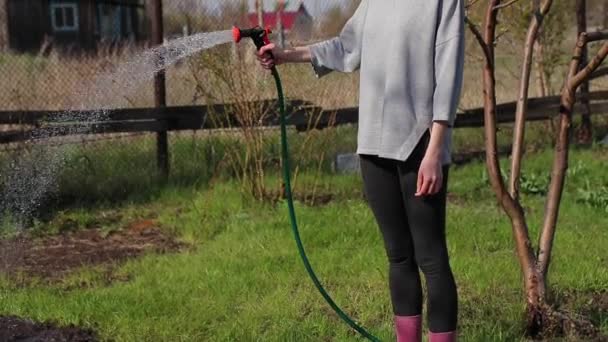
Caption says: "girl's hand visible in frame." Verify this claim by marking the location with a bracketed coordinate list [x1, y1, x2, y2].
[415, 153, 443, 197]
[256, 43, 285, 70]
[416, 122, 449, 196]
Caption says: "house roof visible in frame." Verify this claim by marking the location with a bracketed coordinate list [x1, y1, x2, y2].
[247, 1, 310, 31]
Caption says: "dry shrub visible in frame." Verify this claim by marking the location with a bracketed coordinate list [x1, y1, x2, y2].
[185, 44, 339, 202]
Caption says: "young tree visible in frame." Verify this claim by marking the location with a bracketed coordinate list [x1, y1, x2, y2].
[467, 0, 608, 336]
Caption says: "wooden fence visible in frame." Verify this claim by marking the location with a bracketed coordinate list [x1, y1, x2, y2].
[1, 91, 607, 145]
[1, 90, 607, 173]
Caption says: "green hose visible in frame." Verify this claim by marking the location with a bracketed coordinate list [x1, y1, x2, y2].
[271, 66, 381, 342]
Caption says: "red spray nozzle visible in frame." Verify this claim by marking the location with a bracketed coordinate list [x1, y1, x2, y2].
[232, 26, 272, 50]
[232, 26, 242, 43]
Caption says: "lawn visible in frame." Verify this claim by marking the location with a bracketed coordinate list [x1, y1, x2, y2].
[0, 137, 606, 341]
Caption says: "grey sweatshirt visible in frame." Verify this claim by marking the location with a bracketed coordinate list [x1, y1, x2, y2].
[309, 0, 465, 165]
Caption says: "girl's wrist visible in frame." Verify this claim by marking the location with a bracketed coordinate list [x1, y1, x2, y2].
[281, 46, 312, 64]
[424, 148, 442, 162]
[425, 121, 448, 162]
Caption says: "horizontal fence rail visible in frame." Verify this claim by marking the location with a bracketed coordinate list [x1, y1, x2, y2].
[1, 91, 608, 145]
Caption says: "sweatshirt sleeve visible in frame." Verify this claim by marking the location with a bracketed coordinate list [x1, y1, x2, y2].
[309, 0, 369, 78]
[432, 0, 465, 127]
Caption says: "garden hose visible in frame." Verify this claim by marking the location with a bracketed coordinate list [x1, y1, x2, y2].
[233, 26, 381, 342]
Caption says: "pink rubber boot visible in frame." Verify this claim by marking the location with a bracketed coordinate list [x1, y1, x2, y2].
[429, 331, 457, 342]
[394, 315, 422, 342]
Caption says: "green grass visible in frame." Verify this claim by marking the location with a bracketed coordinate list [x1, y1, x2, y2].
[1, 142, 607, 341]
[4, 115, 604, 213]
[0, 124, 360, 211]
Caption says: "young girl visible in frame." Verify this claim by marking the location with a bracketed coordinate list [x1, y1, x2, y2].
[257, 1, 465, 341]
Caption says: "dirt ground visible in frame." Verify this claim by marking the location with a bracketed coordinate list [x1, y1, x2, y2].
[0, 316, 98, 342]
[0, 220, 185, 282]
[558, 289, 608, 341]
[524, 289, 608, 341]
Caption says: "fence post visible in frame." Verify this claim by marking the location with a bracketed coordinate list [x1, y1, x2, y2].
[0, 0, 8, 51]
[151, 0, 169, 178]
[576, 0, 592, 144]
[277, 0, 286, 48]
[604, 1, 608, 30]
[256, 0, 264, 27]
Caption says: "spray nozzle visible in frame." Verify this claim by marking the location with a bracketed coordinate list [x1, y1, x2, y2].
[232, 26, 272, 51]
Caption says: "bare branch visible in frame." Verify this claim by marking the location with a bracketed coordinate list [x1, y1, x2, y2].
[509, 0, 553, 200]
[493, 0, 523, 10]
[538, 34, 608, 277]
[466, 50, 487, 63]
[466, 0, 482, 10]
[571, 41, 608, 89]
[495, 29, 509, 44]
[465, 17, 493, 68]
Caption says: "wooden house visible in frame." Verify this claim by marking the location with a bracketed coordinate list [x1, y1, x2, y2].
[0, 0, 147, 52]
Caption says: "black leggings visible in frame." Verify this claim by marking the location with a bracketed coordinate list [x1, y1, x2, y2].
[359, 132, 458, 333]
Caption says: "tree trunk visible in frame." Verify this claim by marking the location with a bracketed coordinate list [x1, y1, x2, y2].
[475, 0, 546, 324]
[534, 38, 548, 98]
[534, 30, 556, 135]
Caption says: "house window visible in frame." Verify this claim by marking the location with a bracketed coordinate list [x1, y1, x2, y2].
[50, 3, 79, 32]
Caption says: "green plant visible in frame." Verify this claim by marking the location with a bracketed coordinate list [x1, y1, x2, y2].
[520, 172, 550, 196]
[480, 166, 550, 196]
[577, 184, 608, 212]
[567, 160, 588, 179]
[0, 212, 19, 238]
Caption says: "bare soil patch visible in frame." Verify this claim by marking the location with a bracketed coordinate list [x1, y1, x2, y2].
[0, 316, 97, 342]
[0, 220, 184, 282]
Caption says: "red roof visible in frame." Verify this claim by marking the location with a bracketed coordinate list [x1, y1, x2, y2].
[247, 10, 301, 31]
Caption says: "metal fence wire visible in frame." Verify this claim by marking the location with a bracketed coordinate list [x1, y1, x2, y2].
[0, 0, 607, 215]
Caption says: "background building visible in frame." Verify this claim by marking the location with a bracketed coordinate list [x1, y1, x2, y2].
[0, 0, 147, 52]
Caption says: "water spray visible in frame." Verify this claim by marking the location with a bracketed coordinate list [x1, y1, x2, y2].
[232, 26, 380, 342]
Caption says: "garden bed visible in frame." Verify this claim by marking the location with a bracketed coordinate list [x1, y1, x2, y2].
[0, 220, 184, 282]
[0, 316, 97, 342]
